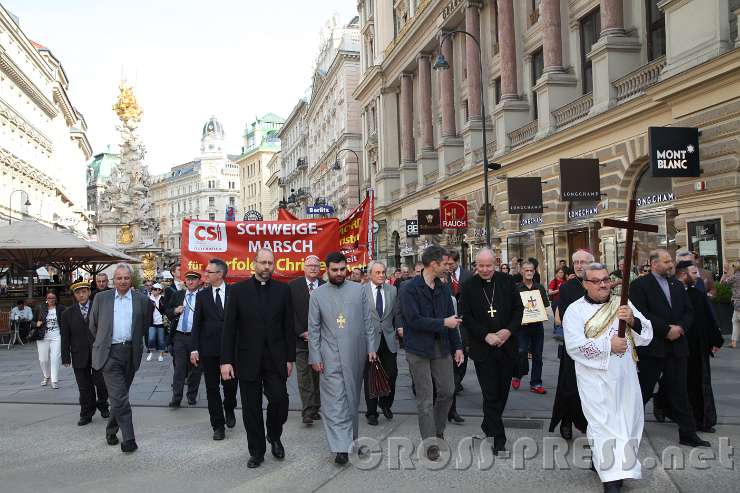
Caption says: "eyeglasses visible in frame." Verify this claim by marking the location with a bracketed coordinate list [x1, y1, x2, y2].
[584, 278, 610, 285]
[205, 270, 221, 274]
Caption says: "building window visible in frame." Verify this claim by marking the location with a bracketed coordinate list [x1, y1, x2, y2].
[580, 7, 601, 95]
[208, 213, 216, 221]
[208, 196, 215, 207]
[494, 77, 501, 105]
[646, 0, 666, 61]
[531, 47, 544, 118]
[529, 0, 541, 26]
[229, 196, 235, 206]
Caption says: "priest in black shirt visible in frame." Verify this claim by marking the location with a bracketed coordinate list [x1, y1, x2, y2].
[460, 248, 523, 455]
[549, 249, 592, 440]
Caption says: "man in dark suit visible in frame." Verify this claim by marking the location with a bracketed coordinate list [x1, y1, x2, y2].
[89, 264, 151, 453]
[288, 255, 324, 425]
[166, 270, 203, 407]
[445, 250, 473, 423]
[61, 281, 109, 426]
[460, 248, 523, 455]
[629, 248, 709, 448]
[221, 248, 296, 469]
[190, 259, 237, 441]
[363, 260, 402, 426]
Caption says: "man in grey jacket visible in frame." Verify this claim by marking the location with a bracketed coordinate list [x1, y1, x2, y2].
[363, 260, 403, 426]
[90, 263, 151, 453]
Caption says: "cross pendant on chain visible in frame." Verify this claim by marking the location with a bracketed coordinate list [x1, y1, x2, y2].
[488, 306, 496, 318]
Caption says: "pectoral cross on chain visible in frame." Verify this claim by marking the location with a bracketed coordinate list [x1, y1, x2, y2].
[336, 314, 346, 329]
[603, 199, 659, 337]
[488, 306, 496, 318]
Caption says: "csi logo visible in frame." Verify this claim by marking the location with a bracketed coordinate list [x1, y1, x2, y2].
[188, 221, 227, 252]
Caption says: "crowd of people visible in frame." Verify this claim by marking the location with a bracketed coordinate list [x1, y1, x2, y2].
[18, 245, 738, 493]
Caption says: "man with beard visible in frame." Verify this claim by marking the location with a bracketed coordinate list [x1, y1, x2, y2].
[460, 248, 523, 455]
[630, 249, 709, 448]
[549, 249, 592, 440]
[564, 263, 653, 493]
[221, 248, 295, 468]
[308, 251, 376, 465]
[674, 260, 723, 432]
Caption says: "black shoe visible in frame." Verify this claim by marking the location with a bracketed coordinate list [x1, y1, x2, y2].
[168, 400, 181, 408]
[679, 433, 711, 448]
[271, 439, 285, 459]
[213, 428, 225, 441]
[99, 408, 110, 419]
[455, 383, 464, 394]
[247, 456, 264, 468]
[602, 480, 621, 492]
[302, 415, 314, 425]
[77, 416, 92, 426]
[698, 426, 716, 433]
[436, 433, 444, 440]
[188, 398, 197, 406]
[654, 406, 666, 423]
[121, 439, 138, 453]
[448, 411, 465, 423]
[427, 445, 440, 461]
[106, 434, 119, 446]
[225, 410, 236, 429]
[311, 412, 322, 420]
[560, 422, 573, 440]
[367, 415, 379, 426]
[335, 452, 349, 465]
[381, 407, 394, 420]
[492, 443, 507, 456]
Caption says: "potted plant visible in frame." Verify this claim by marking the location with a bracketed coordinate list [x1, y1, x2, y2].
[712, 282, 733, 335]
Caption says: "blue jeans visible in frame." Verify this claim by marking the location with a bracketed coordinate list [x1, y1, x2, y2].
[517, 323, 544, 387]
[147, 325, 166, 351]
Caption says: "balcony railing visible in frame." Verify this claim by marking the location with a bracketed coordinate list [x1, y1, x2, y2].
[296, 158, 308, 170]
[552, 93, 594, 129]
[508, 120, 538, 148]
[614, 56, 666, 103]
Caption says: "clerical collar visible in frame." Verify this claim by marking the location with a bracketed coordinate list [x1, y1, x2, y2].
[584, 294, 609, 305]
[254, 277, 270, 287]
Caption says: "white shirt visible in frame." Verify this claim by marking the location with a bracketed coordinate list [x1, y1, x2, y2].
[45, 308, 59, 332]
[177, 290, 198, 333]
[10, 306, 32, 321]
[211, 284, 225, 309]
[305, 277, 319, 292]
[112, 289, 133, 343]
[371, 282, 386, 313]
[149, 294, 163, 325]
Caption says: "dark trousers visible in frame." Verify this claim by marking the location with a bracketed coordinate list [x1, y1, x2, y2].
[201, 356, 238, 430]
[295, 347, 321, 417]
[73, 364, 108, 418]
[172, 332, 202, 402]
[239, 355, 289, 458]
[473, 351, 515, 446]
[364, 336, 398, 417]
[638, 355, 696, 434]
[516, 323, 544, 386]
[102, 343, 136, 442]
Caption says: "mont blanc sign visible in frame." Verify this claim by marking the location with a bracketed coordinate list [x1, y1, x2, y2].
[649, 127, 700, 177]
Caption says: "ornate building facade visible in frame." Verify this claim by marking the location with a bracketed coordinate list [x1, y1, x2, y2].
[357, 0, 740, 282]
[277, 99, 309, 218]
[306, 16, 363, 220]
[0, 6, 93, 235]
[236, 113, 284, 218]
[151, 117, 241, 263]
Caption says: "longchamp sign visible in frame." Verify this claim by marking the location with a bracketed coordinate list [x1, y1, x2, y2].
[560, 158, 601, 201]
[507, 177, 543, 214]
[181, 218, 339, 281]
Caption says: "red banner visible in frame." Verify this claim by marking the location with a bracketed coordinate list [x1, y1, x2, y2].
[440, 200, 468, 229]
[339, 196, 371, 271]
[181, 218, 339, 281]
[277, 208, 298, 221]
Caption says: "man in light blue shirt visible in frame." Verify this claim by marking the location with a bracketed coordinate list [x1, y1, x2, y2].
[166, 270, 203, 407]
[112, 289, 133, 343]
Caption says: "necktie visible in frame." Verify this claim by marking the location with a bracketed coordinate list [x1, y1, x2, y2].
[80, 303, 88, 319]
[376, 285, 383, 318]
[451, 271, 460, 296]
[182, 293, 193, 332]
[308, 282, 314, 292]
[214, 288, 223, 316]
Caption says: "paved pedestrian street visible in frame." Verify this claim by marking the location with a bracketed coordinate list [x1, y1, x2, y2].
[1, 332, 738, 492]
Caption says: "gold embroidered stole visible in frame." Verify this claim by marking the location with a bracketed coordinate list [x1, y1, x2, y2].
[583, 296, 638, 362]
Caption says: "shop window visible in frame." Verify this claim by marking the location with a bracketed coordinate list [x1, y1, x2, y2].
[688, 219, 723, 280]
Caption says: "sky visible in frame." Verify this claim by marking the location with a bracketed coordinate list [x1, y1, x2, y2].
[3, 0, 358, 174]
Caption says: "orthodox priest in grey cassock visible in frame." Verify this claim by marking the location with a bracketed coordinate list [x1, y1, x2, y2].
[308, 252, 376, 462]
[563, 264, 653, 491]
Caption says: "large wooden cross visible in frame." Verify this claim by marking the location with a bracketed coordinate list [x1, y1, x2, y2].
[603, 199, 659, 337]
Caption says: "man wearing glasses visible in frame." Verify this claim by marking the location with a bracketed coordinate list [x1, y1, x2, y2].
[289, 255, 325, 425]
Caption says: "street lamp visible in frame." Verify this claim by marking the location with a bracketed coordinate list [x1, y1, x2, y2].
[9, 189, 32, 225]
[333, 148, 362, 204]
[434, 30, 500, 247]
